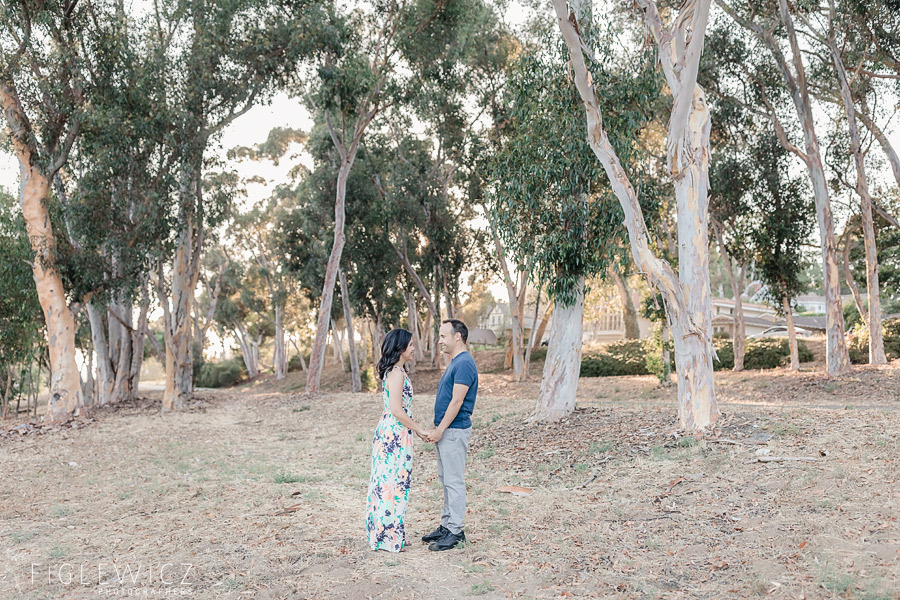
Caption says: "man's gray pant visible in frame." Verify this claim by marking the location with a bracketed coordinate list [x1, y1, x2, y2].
[435, 426, 472, 535]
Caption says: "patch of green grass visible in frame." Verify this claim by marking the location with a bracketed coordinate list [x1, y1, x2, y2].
[49, 546, 68, 558]
[273, 469, 306, 484]
[220, 577, 243, 591]
[383, 559, 399, 567]
[119, 491, 133, 501]
[677, 436, 698, 448]
[589, 441, 613, 455]
[488, 522, 509, 535]
[476, 446, 496, 460]
[50, 505, 71, 518]
[10, 530, 37, 544]
[650, 446, 670, 460]
[292, 406, 310, 413]
[468, 580, 494, 595]
[355, 432, 366, 442]
[463, 563, 486, 574]
[823, 382, 838, 393]
[574, 463, 590, 473]
[421, 443, 435, 452]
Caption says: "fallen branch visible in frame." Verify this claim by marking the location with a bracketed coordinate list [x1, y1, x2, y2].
[748, 456, 821, 464]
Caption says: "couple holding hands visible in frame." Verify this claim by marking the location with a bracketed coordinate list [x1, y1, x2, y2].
[364, 319, 479, 553]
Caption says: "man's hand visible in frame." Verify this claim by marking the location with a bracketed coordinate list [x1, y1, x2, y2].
[416, 428, 433, 441]
[426, 428, 444, 444]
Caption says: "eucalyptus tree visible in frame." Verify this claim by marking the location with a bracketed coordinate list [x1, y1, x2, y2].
[751, 134, 816, 370]
[714, 0, 851, 375]
[301, 0, 468, 392]
[553, 0, 722, 431]
[64, 5, 174, 407]
[490, 35, 659, 421]
[149, 0, 325, 410]
[0, 0, 94, 422]
[781, 0, 894, 364]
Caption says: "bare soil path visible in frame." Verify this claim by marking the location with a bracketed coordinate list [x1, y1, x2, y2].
[2, 361, 899, 599]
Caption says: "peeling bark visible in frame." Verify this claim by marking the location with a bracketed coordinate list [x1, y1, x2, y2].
[1, 92, 84, 422]
[530, 277, 585, 422]
[828, 34, 886, 365]
[552, 0, 719, 430]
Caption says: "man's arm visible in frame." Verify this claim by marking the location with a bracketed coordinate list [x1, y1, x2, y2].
[428, 383, 469, 443]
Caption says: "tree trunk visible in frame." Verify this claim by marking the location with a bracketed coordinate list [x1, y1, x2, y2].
[731, 264, 746, 372]
[776, 0, 851, 376]
[712, 221, 746, 370]
[841, 224, 867, 320]
[524, 290, 541, 378]
[14, 162, 84, 422]
[530, 277, 585, 422]
[553, 0, 719, 430]
[533, 304, 553, 350]
[161, 225, 200, 410]
[610, 264, 640, 339]
[493, 231, 526, 381]
[339, 269, 362, 392]
[274, 302, 286, 380]
[86, 302, 114, 406]
[129, 280, 150, 394]
[232, 321, 260, 379]
[109, 298, 133, 403]
[406, 293, 419, 373]
[829, 38, 886, 365]
[290, 337, 308, 372]
[783, 295, 800, 371]
[332, 319, 346, 371]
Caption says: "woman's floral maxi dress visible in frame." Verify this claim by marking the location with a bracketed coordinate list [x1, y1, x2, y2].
[365, 369, 413, 552]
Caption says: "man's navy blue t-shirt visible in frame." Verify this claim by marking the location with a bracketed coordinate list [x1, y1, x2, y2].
[434, 350, 478, 429]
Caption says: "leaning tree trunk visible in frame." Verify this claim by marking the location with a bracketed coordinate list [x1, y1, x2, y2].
[493, 231, 526, 381]
[339, 269, 362, 392]
[274, 302, 286, 380]
[530, 277, 585, 422]
[533, 304, 553, 350]
[841, 224, 867, 320]
[554, 0, 719, 431]
[128, 280, 150, 394]
[13, 161, 83, 422]
[406, 293, 420, 373]
[713, 221, 746, 370]
[610, 264, 640, 339]
[783, 295, 800, 372]
[232, 321, 260, 379]
[523, 290, 541, 378]
[777, 0, 851, 376]
[830, 38, 887, 365]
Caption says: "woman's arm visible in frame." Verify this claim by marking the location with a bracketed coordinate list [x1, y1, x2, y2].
[386, 369, 424, 435]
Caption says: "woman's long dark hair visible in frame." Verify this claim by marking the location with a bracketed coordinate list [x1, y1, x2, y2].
[377, 328, 413, 381]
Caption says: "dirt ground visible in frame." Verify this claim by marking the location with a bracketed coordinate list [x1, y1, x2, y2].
[1, 356, 900, 599]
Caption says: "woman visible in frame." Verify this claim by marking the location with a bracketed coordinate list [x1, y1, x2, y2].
[365, 328, 430, 552]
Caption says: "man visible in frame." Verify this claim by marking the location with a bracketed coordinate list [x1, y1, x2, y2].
[420, 318, 478, 551]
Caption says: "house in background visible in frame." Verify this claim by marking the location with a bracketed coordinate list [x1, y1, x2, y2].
[710, 298, 779, 338]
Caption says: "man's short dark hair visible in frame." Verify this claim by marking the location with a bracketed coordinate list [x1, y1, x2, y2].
[443, 318, 468, 343]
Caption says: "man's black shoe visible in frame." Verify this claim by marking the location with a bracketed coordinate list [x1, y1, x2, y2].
[428, 529, 465, 551]
[421, 525, 449, 543]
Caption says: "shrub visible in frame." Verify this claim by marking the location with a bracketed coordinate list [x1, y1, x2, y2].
[197, 357, 247, 388]
[847, 318, 900, 364]
[580, 340, 650, 377]
[361, 366, 378, 392]
[713, 338, 813, 370]
[287, 354, 306, 373]
[529, 347, 547, 362]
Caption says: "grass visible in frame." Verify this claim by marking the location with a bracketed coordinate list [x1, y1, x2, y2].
[273, 469, 319, 484]
[468, 580, 495, 596]
[589, 441, 613, 455]
[476, 446, 496, 460]
[50, 505, 72, 518]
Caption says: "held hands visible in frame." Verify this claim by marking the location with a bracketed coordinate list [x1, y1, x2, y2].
[415, 427, 443, 443]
